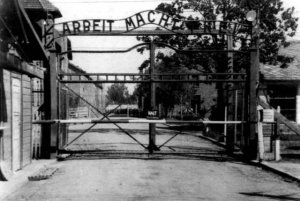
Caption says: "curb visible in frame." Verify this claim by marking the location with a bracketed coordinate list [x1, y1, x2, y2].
[251, 161, 300, 184]
[197, 133, 300, 184]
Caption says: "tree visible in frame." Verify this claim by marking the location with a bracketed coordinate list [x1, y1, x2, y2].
[136, 0, 298, 120]
[141, 0, 298, 68]
[155, 53, 196, 118]
[106, 83, 130, 105]
[135, 53, 197, 118]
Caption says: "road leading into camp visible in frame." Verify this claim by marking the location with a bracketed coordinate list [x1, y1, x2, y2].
[3, 122, 300, 201]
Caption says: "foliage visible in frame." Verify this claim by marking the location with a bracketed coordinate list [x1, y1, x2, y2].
[106, 83, 135, 105]
[136, 0, 298, 118]
[135, 52, 199, 117]
[155, 53, 196, 113]
[138, 0, 298, 68]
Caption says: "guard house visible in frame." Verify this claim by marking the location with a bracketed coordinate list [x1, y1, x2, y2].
[260, 41, 300, 123]
[0, 0, 61, 178]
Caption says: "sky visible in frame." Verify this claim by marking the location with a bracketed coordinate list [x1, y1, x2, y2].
[51, 0, 172, 75]
[49, 0, 300, 92]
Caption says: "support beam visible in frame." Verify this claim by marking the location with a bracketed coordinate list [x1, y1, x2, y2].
[42, 52, 58, 158]
[58, 72, 247, 84]
[247, 43, 259, 159]
[148, 41, 159, 153]
[226, 35, 235, 152]
[50, 52, 59, 152]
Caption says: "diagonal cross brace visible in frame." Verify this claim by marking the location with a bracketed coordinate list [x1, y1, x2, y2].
[63, 123, 96, 150]
[63, 104, 122, 149]
[157, 124, 183, 150]
[61, 83, 147, 149]
[158, 132, 181, 150]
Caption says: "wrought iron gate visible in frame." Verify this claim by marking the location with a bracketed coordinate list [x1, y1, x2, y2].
[35, 10, 259, 158]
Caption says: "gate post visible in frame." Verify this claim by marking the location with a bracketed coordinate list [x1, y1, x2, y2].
[42, 51, 58, 158]
[245, 12, 260, 159]
[247, 47, 259, 159]
[49, 51, 59, 155]
[226, 35, 235, 152]
[148, 41, 159, 153]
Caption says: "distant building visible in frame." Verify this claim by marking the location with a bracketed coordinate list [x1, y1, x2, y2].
[66, 63, 105, 118]
[260, 41, 300, 123]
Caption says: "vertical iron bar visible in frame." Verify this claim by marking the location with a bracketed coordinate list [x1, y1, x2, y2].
[226, 35, 234, 152]
[234, 89, 238, 145]
[57, 74, 61, 152]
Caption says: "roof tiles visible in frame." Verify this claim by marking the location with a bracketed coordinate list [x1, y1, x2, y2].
[22, 0, 62, 17]
[261, 41, 300, 81]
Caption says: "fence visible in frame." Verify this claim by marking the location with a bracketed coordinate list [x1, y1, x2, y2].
[259, 98, 300, 161]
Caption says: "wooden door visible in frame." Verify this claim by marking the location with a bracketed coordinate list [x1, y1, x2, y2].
[12, 77, 21, 171]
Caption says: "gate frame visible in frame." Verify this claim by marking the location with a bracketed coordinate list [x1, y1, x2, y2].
[43, 10, 259, 158]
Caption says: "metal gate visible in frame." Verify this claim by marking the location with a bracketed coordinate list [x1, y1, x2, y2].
[35, 10, 259, 158]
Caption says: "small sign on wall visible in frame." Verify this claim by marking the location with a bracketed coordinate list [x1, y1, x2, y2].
[263, 109, 274, 122]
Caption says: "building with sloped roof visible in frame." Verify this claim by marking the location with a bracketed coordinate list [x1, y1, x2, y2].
[260, 41, 300, 123]
[0, 0, 61, 179]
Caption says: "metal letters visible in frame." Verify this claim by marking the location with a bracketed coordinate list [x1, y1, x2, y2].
[53, 10, 248, 37]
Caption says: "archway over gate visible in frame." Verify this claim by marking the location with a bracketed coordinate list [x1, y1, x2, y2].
[37, 10, 259, 158]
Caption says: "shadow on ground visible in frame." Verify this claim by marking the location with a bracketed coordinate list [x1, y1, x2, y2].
[58, 145, 239, 162]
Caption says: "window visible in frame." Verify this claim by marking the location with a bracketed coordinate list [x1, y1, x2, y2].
[269, 85, 296, 121]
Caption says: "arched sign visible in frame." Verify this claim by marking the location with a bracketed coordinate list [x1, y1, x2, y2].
[51, 10, 250, 37]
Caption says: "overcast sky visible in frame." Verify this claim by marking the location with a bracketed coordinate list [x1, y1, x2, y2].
[50, 0, 170, 75]
[49, 0, 300, 92]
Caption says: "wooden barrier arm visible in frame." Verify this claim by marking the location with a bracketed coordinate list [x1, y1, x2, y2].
[33, 119, 244, 124]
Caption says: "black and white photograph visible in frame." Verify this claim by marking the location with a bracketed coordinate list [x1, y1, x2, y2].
[1, 0, 300, 200]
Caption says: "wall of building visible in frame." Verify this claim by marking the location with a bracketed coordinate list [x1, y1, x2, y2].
[67, 83, 105, 118]
[66, 66, 105, 118]
[21, 74, 32, 167]
[1, 69, 39, 172]
[2, 69, 12, 172]
[0, 0, 50, 178]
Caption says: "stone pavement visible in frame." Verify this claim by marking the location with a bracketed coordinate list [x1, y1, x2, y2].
[0, 159, 57, 200]
[1, 134, 300, 200]
[3, 154, 300, 201]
